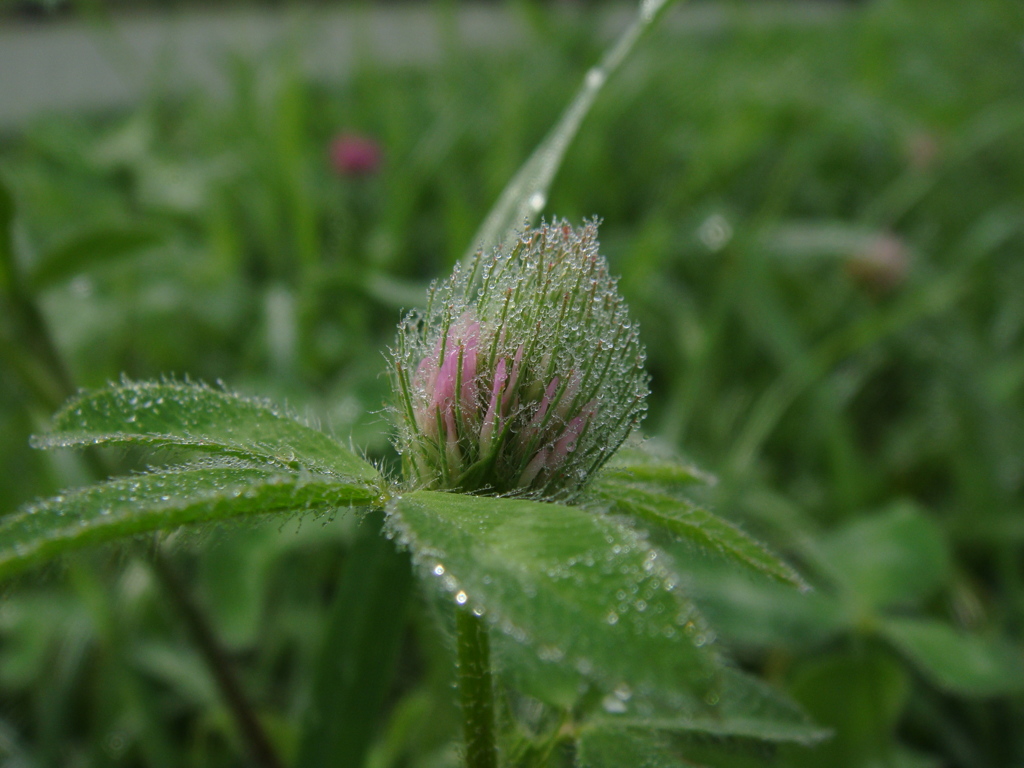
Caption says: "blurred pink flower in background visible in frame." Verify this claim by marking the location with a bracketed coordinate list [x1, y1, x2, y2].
[846, 233, 910, 294]
[329, 133, 382, 176]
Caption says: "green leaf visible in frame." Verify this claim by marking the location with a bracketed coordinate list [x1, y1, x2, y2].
[816, 502, 950, 611]
[297, 514, 414, 768]
[683, 557, 848, 651]
[577, 726, 789, 768]
[132, 641, 219, 708]
[0, 462, 375, 580]
[600, 443, 714, 489]
[784, 647, 908, 768]
[595, 481, 807, 590]
[465, 0, 676, 261]
[387, 491, 722, 696]
[197, 524, 287, 648]
[34, 379, 379, 483]
[0, 593, 88, 689]
[588, 667, 829, 745]
[577, 667, 829, 765]
[491, 626, 589, 710]
[28, 227, 163, 290]
[879, 616, 1024, 696]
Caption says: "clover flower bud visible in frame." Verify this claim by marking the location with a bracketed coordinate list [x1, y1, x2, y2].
[329, 133, 382, 176]
[390, 220, 649, 500]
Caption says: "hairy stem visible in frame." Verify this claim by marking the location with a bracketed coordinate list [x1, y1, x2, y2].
[456, 606, 499, 768]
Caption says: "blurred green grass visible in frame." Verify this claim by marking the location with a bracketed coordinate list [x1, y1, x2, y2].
[1, 0, 1024, 765]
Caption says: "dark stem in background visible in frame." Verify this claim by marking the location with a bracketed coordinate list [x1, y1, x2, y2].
[151, 549, 285, 768]
[0, 183, 71, 412]
[0, 181, 285, 768]
[456, 606, 499, 768]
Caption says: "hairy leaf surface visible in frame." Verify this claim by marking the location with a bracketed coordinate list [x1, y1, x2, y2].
[595, 480, 806, 589]
[0, 463, 375, 579]
[35, 380, 379, 482]
[578, 727, 799, 768]
[387, 490, 722, 696]
[583, 665, 829, 745]
[599, 444, 713, 489]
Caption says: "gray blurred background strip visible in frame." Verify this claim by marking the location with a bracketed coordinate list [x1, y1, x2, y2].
[0, 3, 841, 129]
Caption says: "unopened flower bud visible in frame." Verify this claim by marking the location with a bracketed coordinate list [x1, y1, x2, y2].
[390, 220, 649, 500]
[329, 133, 382, 176]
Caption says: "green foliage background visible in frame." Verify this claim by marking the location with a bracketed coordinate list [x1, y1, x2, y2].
[1, 0, 1024, 766]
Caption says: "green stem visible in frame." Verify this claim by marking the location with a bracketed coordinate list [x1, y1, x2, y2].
[456, 606, 499, 768]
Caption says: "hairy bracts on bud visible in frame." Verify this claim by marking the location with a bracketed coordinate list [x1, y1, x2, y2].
[389, 220, 649, 500]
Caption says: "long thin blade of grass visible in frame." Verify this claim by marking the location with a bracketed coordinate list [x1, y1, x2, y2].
[465, 0, 677, 261]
